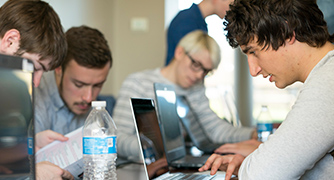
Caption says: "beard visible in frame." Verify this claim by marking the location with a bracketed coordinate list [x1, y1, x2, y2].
[58, 73, 91, 114]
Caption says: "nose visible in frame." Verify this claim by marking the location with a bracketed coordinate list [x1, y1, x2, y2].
[247, 56, 261, 77]
[195, 70, 206, 81]
[82, 86, 93, 103]
[33, 71, 43, 87]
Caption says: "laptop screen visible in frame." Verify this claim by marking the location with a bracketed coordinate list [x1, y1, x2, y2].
[0, 54, 34, 179]
[130, 98, 165, 161]
[153, 83, 186, 162]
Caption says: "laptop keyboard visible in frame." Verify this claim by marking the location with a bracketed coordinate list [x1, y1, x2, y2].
[155, 172, 215, 180]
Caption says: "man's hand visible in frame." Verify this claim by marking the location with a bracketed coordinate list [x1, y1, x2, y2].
[36, 161, 74, 180]
[35, 130, 68, 152]
[198, 154, 245, 180]
[147, 157, 168, 178]
[214, 139, 261, 156]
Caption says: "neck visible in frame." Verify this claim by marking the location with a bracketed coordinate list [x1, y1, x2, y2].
[198, 0, 214, 18]
[297, 42, 334, 82]
[160, 62, 177, 83]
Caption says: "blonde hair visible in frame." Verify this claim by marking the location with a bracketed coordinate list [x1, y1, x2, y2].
[177, 30, 221, 69]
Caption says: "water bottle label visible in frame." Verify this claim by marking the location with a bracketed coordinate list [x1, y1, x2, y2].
[83, 136, 117, 155]
[257, 123, 273, 132]
[27, 137, 33, 155]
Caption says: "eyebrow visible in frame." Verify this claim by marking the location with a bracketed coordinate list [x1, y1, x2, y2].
[73, 79, 106, 86]
[242, 46, 252, 54]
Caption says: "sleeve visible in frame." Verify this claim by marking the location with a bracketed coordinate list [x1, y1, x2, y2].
[238, 79, 334, 179]
[188, 86, 254, 143]
[113, 74, 154, 160]
[34, 88, 50, 134]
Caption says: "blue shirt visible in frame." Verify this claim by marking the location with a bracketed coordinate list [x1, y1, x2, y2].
[165, 3, 207, 65]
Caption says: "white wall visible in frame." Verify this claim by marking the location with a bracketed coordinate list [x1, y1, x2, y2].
[0, 0, 165, 96]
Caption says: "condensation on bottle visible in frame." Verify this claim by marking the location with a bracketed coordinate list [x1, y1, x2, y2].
[83, 101, 117, 180]
[256, 105, 273, 142]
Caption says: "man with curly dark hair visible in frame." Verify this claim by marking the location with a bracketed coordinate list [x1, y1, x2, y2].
[199, 0, 334, 179]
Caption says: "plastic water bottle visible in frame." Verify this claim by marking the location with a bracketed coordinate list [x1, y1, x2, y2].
[83, 101, 117, 180]
[256, 105, 273, 142]
[139, 133, 156, 165]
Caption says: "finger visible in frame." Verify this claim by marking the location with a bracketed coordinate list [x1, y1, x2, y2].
[62, 169, 74, 180]
[225, 162, 237, 180]
[209, 156, 225, 175]
[214, 145, 236, 154]
[46, 130, 69, 141]
[199, 154, 219, 171]
[225, 170, 233, 180]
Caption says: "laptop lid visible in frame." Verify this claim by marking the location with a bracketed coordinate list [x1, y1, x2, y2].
[130, 97, 167, 179]
[0, 54, 35, 179]
[153, 83, 187, 164]
[176, 96, 221, 153]
[130, 98, 165, 161]
[130, 97, 215, 180]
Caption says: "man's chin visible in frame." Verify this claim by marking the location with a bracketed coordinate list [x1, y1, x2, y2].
[275, 82, 288, 89]
[72, 108, 90, 116]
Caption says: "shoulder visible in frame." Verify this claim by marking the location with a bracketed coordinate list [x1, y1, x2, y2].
[306, 53, 334, 89]
[169, 5, 200, 26]
[35, 72, 58, 108]
[125, 68, 161, 83]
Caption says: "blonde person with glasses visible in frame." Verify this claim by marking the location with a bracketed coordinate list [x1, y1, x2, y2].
[113, 30, 257, 175]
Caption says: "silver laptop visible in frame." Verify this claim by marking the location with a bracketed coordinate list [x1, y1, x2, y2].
[153, 83, 211, 169]
[130, 97, 215, 180]
[0, 54, 35, 179]
[176, 95, 222, 153]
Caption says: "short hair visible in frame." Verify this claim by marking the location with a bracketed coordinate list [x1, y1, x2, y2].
[224, 0, 334, 50]
[177, 30, 221, 69]
[0, 0, 67, 70]
[62, 25, 112, 71]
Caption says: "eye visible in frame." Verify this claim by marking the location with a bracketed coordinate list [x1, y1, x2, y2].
[94, 83, 103, 88]
[192, 61, 201, 68]
[74, 83, 83, 88]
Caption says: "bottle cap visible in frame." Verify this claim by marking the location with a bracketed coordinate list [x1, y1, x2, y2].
[92, 101, 106, 107]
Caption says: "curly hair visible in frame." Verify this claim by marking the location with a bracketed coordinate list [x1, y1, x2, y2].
[224, 0, 334, 51]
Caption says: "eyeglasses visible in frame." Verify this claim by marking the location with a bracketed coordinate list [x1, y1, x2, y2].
[185, 52, 213, 76]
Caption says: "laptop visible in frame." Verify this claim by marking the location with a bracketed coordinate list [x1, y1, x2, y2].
[153, 83, 211, 169]
[176, 95, 221, 153]
[130, 97, 215, 180]
[0, 54, 35, 179]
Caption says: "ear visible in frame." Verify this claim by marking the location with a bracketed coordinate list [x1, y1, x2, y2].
[174, 46, 185, 62]
[287, 31, 296, 45]
[0, 29, 20, 54]
[55, 66, 63, 77]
